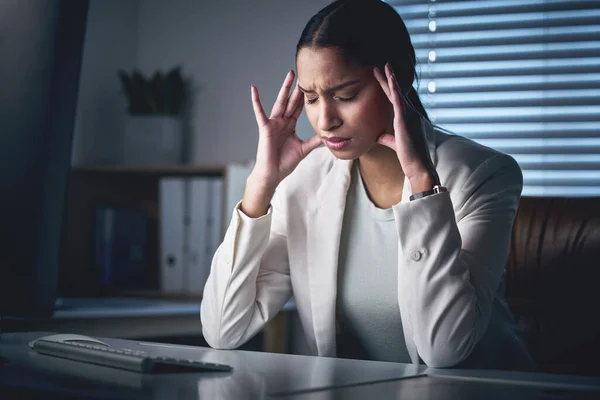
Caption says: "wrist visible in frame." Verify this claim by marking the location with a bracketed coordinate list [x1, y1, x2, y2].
[247, 170, 278, 194]
[409, 172, 437, 194]
[240, 175, 276, 218]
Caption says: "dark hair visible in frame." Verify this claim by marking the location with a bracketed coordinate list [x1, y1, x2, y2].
[296, 0, 430, 131]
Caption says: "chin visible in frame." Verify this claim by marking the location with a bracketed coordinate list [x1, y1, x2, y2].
[326, 141, 378, 160]
[325, 147, 363, 161]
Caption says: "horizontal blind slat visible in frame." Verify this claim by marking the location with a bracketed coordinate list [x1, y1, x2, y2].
[440, 122, 599, 139]
[415, 42, 600, 63]
[417, 74, 600, 93]
[403, 9, 600, 30]
[431, 106, 599, 119]
[391, 0, 599, 18]
[404, 14, 600, 34]
[522, 187, 600, 197]
[523, 173, 600, 187]
[465, 138, 600, 154]
[433, 115, 598, 124]
[514, 155, 600, 171]
[422, 89, 599, 108]
[411, 26, 600, 48]
[417, 58, 600, 79]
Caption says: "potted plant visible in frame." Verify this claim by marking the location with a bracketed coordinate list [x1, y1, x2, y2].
[118, 66, 189, 165]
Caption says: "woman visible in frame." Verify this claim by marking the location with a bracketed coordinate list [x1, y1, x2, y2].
[201, 0, 534, 370]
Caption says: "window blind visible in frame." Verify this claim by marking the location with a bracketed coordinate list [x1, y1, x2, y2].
[388, 0, 600, 196]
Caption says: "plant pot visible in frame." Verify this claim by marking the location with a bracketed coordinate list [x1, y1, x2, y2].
[122, 115, 183, 166]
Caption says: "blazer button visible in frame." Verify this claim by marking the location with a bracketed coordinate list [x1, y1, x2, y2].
[410, 250, 422, 262]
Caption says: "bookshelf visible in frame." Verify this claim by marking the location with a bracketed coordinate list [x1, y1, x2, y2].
[59, 164, 227, 299]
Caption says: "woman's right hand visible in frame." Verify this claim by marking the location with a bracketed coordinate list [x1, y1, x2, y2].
[241, 70, 321, 217]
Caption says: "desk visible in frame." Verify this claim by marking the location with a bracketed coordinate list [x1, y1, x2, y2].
[1, 332, 599, 399]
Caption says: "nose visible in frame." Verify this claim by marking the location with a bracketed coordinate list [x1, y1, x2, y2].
[318, 100, 342, 132]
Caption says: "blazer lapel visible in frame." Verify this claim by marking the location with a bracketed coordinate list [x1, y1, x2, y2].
[306, 158, 352, 357]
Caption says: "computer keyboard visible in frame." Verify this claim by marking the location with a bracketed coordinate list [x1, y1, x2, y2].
[31, 339, 233, 374]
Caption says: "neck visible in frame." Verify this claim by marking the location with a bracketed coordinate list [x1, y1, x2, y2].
[357, 144, 405, 208]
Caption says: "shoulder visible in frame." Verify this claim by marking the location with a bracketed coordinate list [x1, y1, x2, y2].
[433, 128, 523, 209]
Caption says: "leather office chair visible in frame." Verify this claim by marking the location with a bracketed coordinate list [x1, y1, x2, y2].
[505, 197, 600, 377]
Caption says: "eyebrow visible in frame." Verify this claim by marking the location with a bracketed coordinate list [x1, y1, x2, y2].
[297, 80, 360, 94]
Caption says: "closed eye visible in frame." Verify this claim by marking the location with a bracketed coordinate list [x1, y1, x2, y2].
[306, 93, 357, 105]
[336, 94, 358, 102]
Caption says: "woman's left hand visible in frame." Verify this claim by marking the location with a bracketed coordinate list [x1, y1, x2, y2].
[374, 62, 439, 194]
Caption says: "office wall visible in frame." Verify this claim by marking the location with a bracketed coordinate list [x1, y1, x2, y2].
[72, 0, 329, 165]
[71, 0, 139, 165]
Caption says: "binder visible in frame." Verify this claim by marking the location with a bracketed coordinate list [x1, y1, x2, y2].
[94, 206, 115, 285]
[184, 176, 224, 295]
[185, 177, 210, 295]
[158, 174, 225, 295]
[207, 177, 224, 263]
[159, 177, 186, 293]
[225, 161, 255, 219]
[94, 206, 147, 289]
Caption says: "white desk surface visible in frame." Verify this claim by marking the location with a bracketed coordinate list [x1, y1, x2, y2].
[1, 332, 599, 399]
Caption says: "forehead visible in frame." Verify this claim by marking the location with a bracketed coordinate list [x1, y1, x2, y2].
[296, 47, 366, 90]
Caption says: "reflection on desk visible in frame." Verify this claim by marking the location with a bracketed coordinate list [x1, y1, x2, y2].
[1, 332, 599, 400]
[285, 375, 600, 400]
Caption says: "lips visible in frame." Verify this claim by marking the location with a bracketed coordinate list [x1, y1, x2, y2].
[323, 136, 352, 150]
[325, 136, 352, 142]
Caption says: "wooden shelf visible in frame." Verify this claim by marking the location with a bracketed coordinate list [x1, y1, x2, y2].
[101, 289, 203, 302]
[59, 165, 227, 298]
[72, 164, 226, 176]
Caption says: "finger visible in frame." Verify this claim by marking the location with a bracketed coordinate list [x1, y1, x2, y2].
[284, 84, 302, 118]
[291, 91, 305, 120]
[300, 134, 323, 157]
[373, 67, 391, 99]
[270, 70, 295, 118]
[385, 65, 409, 136]
[377, 133, 396, 151]
[387, 73, 403, 118]
[251, 85, 268, 127]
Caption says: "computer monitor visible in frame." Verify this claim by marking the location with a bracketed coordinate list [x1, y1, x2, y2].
[0, 0, 89, 328]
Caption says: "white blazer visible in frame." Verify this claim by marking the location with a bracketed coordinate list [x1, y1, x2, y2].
[201, 122, 534, 369]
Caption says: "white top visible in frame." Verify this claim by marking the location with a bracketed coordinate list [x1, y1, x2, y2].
[337, 162, 410, 362]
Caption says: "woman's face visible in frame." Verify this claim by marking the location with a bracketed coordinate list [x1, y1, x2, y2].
[296, 46, 393, 160]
